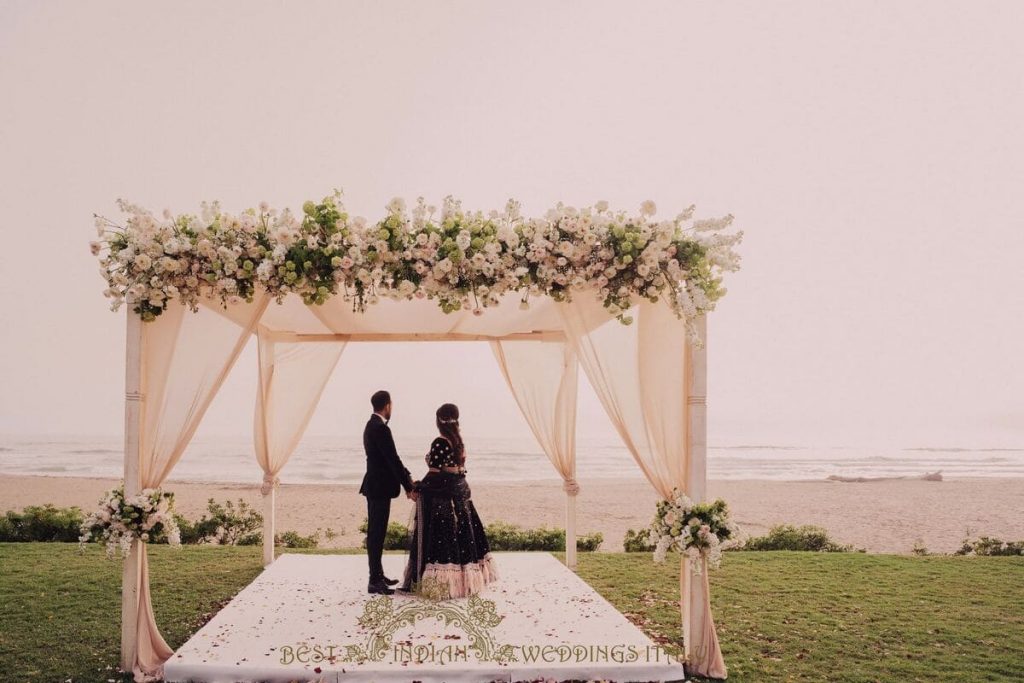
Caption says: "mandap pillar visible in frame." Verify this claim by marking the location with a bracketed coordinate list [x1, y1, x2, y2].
[682, 315, 710, 662]
[262, 480, 276, 566]
[120, 303, 142, 671]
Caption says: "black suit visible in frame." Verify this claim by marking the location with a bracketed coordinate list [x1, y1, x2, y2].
[360, 414, 413, 582]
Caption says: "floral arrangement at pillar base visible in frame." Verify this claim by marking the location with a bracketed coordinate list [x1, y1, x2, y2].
[78, 485, 181, 559]
[649, 489, 739, 574]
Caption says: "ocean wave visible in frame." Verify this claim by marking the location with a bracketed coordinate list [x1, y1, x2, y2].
[711, 445, 807, 451]
[903, 446, 1024, 453]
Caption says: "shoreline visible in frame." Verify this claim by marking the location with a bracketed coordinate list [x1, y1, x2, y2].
[2, 474, 1022, 555]
[1, 470, 1010, 485]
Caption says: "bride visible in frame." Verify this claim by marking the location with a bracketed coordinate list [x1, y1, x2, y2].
[398, 403, 498, 598]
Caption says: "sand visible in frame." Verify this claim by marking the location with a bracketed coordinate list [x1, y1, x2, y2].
[2, 474, 1021, 554]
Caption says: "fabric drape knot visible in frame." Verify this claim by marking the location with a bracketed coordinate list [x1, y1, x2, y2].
[260, 473, 280, 496]
[562, 477, 580, 496]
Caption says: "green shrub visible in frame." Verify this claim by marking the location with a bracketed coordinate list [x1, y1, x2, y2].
[174, 498, 263, 545]
[955, 536, 1024, 556]
[358, 518, 412, 550]
[0, 505, 84, 542]
[357, 518, 602, 552]
[623, 527, 654, 552]
[740, 524, 854, 552]
[576, 531, 604, 552]
[485, 521, 603, 552]
[276, 530, 320, 549]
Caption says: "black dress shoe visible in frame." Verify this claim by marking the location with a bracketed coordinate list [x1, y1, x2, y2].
[367, 581, 394, 595]
[382, 576, 399, 586]
[395, 584, 414, 594]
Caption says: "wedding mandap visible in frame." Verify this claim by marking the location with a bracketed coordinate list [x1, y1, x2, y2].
[90, 193, 742, 681]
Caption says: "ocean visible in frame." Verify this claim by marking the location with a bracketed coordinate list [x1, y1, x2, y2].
[1, 434, 1023, 484]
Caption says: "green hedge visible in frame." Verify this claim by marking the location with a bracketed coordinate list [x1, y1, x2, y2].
[2, 500, 325, 548]
[623, 527, 654, 552]
[0, 504, 84, 542]
[622, 523, 861, 553]
[358, 518, 603, 552]
[955, 536, 1024, 556]
[740, 524, 857, 552]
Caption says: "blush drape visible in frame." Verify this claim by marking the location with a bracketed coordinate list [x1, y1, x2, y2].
[254, 333, 345, 501]
[489, 339, 579, 490]
[558, 297, 727, 679]
[132, 295, 269, 682]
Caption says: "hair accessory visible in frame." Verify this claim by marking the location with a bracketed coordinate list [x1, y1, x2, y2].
[439, 417, 459, 425]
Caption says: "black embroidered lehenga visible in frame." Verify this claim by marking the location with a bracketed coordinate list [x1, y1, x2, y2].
[400, 436, 498, 598]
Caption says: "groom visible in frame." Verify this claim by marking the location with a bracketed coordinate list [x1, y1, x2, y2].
[360, 390, 418, 594]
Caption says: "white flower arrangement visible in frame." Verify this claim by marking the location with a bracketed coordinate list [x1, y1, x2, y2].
[649, 489, 740, 574]
[78, 486, 181, 559]
[92, 192, 742, 344]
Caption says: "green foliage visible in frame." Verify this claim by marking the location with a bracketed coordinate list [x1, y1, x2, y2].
[0, 504, 84, 542]
[484, 521, 603, 552]
[482, 521, 559, 551]
[955, 536, 1024, 556]
[357, 518, 603, 552]
[623, 527, 655, 552]
[739, 524, 856, 552]
[172, 498, 263, 545]
[357, 518, 412, 550]
[576, 531, 604, 552]
[275, 530, 320, 549]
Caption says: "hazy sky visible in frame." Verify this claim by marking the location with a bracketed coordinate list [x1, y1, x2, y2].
[1, 2, 1022, 449]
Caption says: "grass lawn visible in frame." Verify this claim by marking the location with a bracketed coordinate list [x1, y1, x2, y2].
[0, 543, 1021, 682]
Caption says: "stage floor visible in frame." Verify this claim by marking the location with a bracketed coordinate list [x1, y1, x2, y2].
[163, 552, 686, 683]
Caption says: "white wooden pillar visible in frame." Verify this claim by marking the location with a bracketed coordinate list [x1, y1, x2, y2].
[120, 303, 142, 671]
[256, 335, 277, 567]
[564, 344, 579, 571]
[681, 315, 709, 659]
[565, 476, 577, 571]
[262, 485, 276, 566]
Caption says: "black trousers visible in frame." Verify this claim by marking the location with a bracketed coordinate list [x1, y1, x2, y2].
[365, 496, 391, 581]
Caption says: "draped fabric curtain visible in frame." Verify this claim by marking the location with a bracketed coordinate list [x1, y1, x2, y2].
[558, 297, 726, 679]
[132, 295, 269, 682]
[490, 339, 579, 567]
[489, 339, 578, 492]
[254, 333, 346, 494]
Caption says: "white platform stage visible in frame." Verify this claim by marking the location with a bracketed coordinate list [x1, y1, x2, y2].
[163, 552, 687, 682]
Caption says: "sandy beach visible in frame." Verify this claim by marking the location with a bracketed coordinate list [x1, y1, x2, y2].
[2, 474, 1021, 554]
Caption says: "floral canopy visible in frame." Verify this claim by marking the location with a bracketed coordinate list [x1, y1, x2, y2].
[91, 192, 742, 342]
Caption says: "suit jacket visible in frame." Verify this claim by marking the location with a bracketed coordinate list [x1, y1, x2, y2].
[359, 414, 414, 499]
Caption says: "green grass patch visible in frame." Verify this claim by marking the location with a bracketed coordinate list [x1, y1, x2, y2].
[0, 544, 1021, 682]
